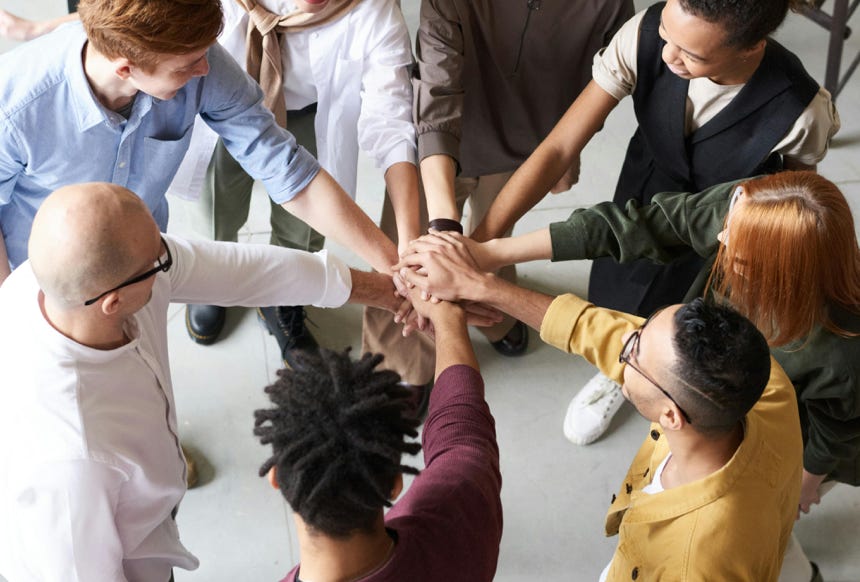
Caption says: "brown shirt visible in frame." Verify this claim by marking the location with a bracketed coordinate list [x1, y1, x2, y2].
[413, 0, 633, 177]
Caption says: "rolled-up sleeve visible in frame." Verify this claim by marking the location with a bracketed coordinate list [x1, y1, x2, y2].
[198, 44, 320, 204]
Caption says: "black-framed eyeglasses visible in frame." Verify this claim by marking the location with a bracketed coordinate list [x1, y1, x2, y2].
[83, 237, 173, 306]
[619, 323, 693, 425]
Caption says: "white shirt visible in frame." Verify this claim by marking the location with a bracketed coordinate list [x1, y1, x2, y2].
[0, 235, 351, 581]
[591, 9, 840, 165]
[170, 0, 416, 200]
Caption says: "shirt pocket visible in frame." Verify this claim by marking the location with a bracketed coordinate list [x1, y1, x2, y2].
[142, 126, 195, 192]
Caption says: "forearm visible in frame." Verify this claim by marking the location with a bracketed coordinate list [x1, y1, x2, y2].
[431, 305, 478, 379]
[481, 228, 552, 269]
[468, 273, 555, 332]
[347, 270, 399, 313]
[471, 81, 619, 242]
[384, 162, 422, 247]
[283, 170, 398, 272]
[420, 154, 459, 221]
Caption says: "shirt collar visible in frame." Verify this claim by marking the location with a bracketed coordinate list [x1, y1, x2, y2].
[63, 24, 154, 132]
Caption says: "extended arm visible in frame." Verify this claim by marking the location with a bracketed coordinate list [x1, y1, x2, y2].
[384, 162, 422, 253]
[470, 81, 619, 242]
[413, 0, 465, 224]
[0, 10, 79, 42]
[283, 170, 398, 273]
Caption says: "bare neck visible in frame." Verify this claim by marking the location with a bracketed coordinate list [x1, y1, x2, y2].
[81, 42, 138, 112]
[294, 513, 395, 582]
[661, 422, 744, 489]
[40, 292, 130, 350]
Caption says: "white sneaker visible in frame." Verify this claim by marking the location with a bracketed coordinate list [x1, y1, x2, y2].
[563, 371, 625, 445]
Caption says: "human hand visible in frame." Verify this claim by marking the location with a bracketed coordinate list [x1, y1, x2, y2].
[549, 157, 581, 194]
[797, 469, 827, 518]
[393, 231, 489, 303]
[402, 230, 502, 273]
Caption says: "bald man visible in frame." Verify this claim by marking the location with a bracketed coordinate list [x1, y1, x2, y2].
[0, 182, 401, 581]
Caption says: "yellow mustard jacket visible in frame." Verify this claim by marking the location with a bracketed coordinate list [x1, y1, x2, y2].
[540, 294, 802, 582]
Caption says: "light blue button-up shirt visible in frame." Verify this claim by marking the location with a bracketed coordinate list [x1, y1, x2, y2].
[0, 22, 320, 269]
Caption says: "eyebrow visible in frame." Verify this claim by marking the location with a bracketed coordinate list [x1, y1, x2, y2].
[659, 15, 708, 61]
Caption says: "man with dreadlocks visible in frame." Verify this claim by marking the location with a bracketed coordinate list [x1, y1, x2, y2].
[255, 286, 503, 582]
[0, 182, 406, 581]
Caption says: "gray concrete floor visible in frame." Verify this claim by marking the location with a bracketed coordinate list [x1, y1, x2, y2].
[2, 0, 859, 580]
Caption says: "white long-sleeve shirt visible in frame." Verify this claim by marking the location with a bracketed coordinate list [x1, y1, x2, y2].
[0, 235, 351, 581]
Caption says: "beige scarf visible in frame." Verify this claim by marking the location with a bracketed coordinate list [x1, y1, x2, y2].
[235, 0, 362, 128]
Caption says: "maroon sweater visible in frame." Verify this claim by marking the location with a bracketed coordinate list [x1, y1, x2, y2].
[281, 365, 503, 582]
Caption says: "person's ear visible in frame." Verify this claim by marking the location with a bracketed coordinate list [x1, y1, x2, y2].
[100, 292, 122, 317]
[741, 39, 765, 61]
[390, 473, 404, 501]
[658, 404, 686, 432]
[267, 466, 279, 490]
[114, 58, 134, 81]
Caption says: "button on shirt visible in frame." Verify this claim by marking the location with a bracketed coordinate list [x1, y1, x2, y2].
[0, 22, 320, 269]
[0, 235, 352, 580]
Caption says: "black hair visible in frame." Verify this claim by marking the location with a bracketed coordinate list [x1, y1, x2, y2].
[678, 0, 805, 48]
[254, 349, 421, 538]
[670, 298, 771, 433]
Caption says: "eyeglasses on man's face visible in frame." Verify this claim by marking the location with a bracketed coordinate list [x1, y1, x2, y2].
[83, 237, 173, 306]
[618, 316, 693, 425]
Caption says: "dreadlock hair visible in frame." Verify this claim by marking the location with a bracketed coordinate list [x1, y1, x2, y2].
[254, 349, 422, 538]
[669, 298, 771, 435]
[678, 0, 807, 49]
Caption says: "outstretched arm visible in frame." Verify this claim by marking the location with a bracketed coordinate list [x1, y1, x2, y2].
[283, 170, 399, 274]
[0, 10, 78, 42]
[470, 81, 619, 242]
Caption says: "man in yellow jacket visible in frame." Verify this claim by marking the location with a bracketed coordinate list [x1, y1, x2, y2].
[395, 231, 803, 581]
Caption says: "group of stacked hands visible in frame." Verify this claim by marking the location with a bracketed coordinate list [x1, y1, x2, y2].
[0, 0, 855, 581]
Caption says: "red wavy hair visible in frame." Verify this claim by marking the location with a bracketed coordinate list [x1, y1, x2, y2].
[709, 171, 860, 346]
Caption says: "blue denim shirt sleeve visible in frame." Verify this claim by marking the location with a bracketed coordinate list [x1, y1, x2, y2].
[197, 44, 320, 204]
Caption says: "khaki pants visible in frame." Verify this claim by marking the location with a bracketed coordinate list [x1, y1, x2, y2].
[362, 170, 518, 385]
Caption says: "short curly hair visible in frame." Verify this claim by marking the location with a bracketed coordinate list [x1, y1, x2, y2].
[254, 349, 422, 537]
[78, 0, 223, 71]
[670, 298, 771, 434]
[678, 0, 806, 48]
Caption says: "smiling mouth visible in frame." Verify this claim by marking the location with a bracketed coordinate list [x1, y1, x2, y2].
[667, 64, 690, 77]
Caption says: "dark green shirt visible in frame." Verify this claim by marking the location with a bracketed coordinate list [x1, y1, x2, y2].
[549, 179, 860, 484]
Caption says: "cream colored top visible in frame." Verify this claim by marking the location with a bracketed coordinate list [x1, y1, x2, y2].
[592, 10, 840, 165]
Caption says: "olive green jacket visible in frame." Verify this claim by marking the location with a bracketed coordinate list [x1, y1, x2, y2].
[549, 180, 860, 484]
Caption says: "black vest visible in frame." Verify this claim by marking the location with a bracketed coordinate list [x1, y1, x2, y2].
[614, 2, 819, 203]
[590, 3, 820, 315]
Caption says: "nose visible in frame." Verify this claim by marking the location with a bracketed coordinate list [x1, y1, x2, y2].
[193, 56, 210, 78]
